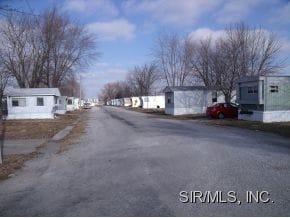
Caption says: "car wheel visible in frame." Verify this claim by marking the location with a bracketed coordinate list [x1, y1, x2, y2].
[218, 113, 225, 119]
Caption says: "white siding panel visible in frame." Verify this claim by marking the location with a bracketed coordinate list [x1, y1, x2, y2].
[238, 110, 290, 122]
[7, 96, 56, 119]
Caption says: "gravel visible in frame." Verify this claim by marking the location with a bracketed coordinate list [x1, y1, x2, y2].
[0, 106, 289, 216]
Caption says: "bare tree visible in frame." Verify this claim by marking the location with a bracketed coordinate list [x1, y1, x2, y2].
[0, 13, 44, 87]
[190, 37, 216, 87]
[127, 63, 159, 96]
[100, 81, 132, 103]
[189, 22, 284, 102]
[0, 6, 99, 89]
[0, 64, 11, 164]
[41, 7, 99, 88]
[153, 32, 192, 86]
[59, 74, 80, 97]
[217, 23, 283, 102]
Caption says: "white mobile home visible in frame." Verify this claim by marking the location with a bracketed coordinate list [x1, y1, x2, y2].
[115, 98, 123, 106]
[106, 100, 112, 106]
[237, 76, 290, 122]
[67, 97, 80, 111]
[141, 95, 165, 109]
[111, 99, 116, 106]
[123, 98, 132, 107]
[5, 88, 60, 119]
[131, 97, 141, 108]
[74, 98, 80, 110]
[66, 97, 75, 111]
[164, 86, 226, 115]
[56, 96, 67, 114]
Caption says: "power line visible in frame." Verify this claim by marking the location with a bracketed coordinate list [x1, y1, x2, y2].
[0, 5, 39, 17]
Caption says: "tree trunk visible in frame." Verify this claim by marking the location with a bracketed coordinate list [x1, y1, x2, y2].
[0, 120, 3, 164]
[225, 93, 232, 103]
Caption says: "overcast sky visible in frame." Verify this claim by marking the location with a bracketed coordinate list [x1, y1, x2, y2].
[4, 0, 290, 98]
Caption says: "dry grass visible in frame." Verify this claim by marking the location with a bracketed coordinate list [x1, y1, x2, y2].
[125, 107, 206, 120]
[200, 118, 290, 138]
[126, 107, 290, 138]
[0, 109, 89, 181]
[57, 112, 89, 154]
[0, 152, 38, 180]
[0, 110, 84, 140]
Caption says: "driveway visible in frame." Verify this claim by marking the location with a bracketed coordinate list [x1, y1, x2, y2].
[0, 106, 289, 216]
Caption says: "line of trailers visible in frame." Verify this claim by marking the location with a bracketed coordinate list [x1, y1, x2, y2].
[107, 95, 165, 109]
[105, 75, 290, 123]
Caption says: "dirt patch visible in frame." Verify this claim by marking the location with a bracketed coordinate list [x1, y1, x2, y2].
[0, 110, 88, 181]
[0, 152, 38, 180]
[199, 118, 290, 138]
[125, 107, 206, 120]
[125, 107, 290, 138]
[57, 111, 89, 154]
[0, 110, 85, 140]
[126, 107, 165, 115]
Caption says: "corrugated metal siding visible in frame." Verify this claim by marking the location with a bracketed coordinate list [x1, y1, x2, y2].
[238, 81, 259, 104]
[58, 96, 67, 110]
[265, 77, 290, 111]
[165, 92, 174, 109]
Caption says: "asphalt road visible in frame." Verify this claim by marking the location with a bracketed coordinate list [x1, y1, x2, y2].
[0, 106, 290, 216]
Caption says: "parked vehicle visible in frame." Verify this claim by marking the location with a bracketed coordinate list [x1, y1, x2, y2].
[83, 102, 92, 109]
[206, 103, 238, 119]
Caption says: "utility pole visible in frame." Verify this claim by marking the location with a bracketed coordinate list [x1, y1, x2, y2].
[79, 74, 82, 100]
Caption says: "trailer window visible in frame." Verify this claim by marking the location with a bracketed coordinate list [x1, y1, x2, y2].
[37, 97, 44, 106]
[253, 86, 258, 93]
[270, 86, 278, 93]
[248, 86, 258, 94]
[12, 98, 26, 107]
[247, 87, 253, 93]
[67, 99, 73, 105]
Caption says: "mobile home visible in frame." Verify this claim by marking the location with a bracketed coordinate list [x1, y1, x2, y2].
[5, 88, 60, 119]
[67, 97, 80, 111]
[131, 97, 141, 108]
[123, 98, 132, 107]
[141, 95, 165, 109]
[237, 76, 290, 122]
[164, 86, 226, 115]
[56, 96, 67, 114]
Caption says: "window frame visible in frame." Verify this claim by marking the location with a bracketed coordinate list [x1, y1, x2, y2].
[67, 99, 73, 105]
[247, 86, 258, 94]
[36, 97, 44, 106]
[270, 85, 278, 93]
[11, 97, 26, 107]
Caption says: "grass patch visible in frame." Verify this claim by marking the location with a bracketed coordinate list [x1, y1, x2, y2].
[125, 106, 290, 138]
[0, 109, 88, 181]
[57, 111, 89, 154]
[125, 107, 206, 120]
[0, 110, 85, 140]
[201, 119, 290, 138]
[0, 152, 38, 180]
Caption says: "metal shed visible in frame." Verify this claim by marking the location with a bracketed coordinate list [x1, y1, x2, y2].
[164, 86, 225, 115]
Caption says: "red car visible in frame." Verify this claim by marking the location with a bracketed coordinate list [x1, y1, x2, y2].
[206, 103, 238, 119]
